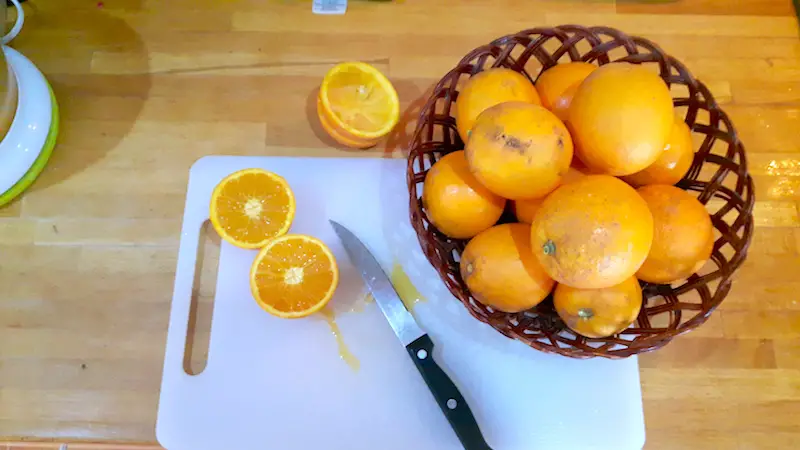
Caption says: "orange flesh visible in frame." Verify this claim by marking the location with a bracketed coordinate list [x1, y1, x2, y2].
[251, 236, 338, 317]
[327, 74, 393, 133]
[211, 170, 294, 247]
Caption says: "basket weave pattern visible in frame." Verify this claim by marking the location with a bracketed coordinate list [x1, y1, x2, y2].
[406, 25, 755, 358]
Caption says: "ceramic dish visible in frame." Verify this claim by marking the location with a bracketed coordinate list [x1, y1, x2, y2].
[0, 46, 57, 206]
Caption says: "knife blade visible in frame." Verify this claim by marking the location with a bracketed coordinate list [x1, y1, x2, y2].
[330, 220, 491, 450]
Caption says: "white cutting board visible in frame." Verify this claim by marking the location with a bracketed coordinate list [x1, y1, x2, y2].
[157, 156, 645, 450]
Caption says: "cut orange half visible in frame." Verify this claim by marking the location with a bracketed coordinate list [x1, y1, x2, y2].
[250, 234, 340, 318]
[209, 168, 295, 249]
[318, 62, 400, 148]
[317, 97, 376, 149]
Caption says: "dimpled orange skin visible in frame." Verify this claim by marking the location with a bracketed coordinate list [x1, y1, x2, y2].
[531, 175, 654, 289]
[568, 62, 674, 176]
[636, 184, 714, 284]
[455, 68, 541, 143]
[553, 276, 643, 338]
[466, 102, 573, 200]
[511, 164, 589, 224]
[422, 151, 506, 239]
[535, 62, 597, 121]
[622, 118, 695, 187]
[460, 223, 555, 313]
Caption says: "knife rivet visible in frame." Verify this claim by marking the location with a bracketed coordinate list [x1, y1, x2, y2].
[416, 349, 428, 360]
[447, 399, 457, 409]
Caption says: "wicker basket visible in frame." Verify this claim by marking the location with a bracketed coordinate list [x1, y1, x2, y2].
[406, 25, 755, 359]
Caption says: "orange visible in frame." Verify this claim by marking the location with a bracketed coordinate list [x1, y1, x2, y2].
[531, 175, 654, 289]
[622, 118, 695, 187]
[250, 234, 339, 318]
[210, 169, 295, 249]
[455, 68, 540, 142]
[569, 62, 674, 176]
[511, 197, 544, 226]
[317, 98, 375, 149]
[535, 62, 597, 121]
[422, 151, 505, 239]
[466, 102, 573, 200]
[460, 223, 554, 313]
[511, 164, 588, 224]
[553, 276, 642, 338]
[318, 62, 400, 149]
[636, 185, 714, 284]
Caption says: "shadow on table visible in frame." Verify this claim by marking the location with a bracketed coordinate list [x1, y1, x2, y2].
[15, 0, 151, 195]
[384, 82, 431, 159]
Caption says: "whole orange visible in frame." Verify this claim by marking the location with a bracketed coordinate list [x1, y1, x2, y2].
[455, 68, 541, 142]
[636, 184, 714, 284]
[535, 62, 597, 121]
[622, 118, 695, 187]
[531, 175, 654, 289]
[569, 62, 674, 176]
[466, 102, 573, 200]
[511, 197, 544, 226]
[553, 276, 642, 338]
[422, 151, 505, 239]
[511, 164, 588, 224]
[460, 223, 555, 313]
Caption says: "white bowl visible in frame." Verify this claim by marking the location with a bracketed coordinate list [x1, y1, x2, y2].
[0, 46, 53, 196]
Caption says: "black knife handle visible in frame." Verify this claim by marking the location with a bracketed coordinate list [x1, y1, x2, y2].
[406, 335, 492, 450]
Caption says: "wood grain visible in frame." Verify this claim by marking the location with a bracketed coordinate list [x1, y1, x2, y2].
[1, 0, 798, 449]
[616, 0, 796, 16]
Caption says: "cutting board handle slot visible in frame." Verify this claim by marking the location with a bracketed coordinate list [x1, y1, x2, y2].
[182, 219, 221, 376]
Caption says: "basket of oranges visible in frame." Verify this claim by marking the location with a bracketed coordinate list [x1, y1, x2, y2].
[407, 25, 755, 358]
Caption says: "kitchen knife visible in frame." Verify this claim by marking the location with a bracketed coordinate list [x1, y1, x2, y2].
[330, 220, 491, 450]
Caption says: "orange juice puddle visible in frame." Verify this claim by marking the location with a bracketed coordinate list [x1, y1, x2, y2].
[390, 262, 427, 312]
[320, 307, 360, 372]
[319, 263, 422, 371]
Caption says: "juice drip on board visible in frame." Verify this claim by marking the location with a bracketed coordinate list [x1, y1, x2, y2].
[319, 263, 422, 371]
[390, 262, 427, 312]
[320, 307, 360, 372]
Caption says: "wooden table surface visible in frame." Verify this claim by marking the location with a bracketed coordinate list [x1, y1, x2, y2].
[1, 0, 799, 449]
